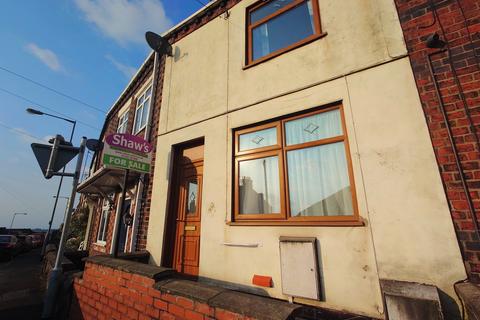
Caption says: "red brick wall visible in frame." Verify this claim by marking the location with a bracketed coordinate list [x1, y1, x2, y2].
[393, 0, 480, 281]
[70, 262, 252, 320]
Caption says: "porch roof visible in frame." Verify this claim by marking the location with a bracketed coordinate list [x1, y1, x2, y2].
[77, 166, 141, 196]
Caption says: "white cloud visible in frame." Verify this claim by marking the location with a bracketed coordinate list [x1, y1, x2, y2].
[105, 54, 137, 79]
[13, 127, 48, 144]
[75, 0, 173, 45]
[25, 43, 63, 72]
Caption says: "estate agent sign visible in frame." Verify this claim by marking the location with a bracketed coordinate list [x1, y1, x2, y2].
[103, 133, 153, 173]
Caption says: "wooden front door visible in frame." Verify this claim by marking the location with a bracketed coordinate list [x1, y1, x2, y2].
[172, 144, 204, 276]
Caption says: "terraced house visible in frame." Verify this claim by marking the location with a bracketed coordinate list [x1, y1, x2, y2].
[78, 53, 160, 255]
[74, 0, 480, 319]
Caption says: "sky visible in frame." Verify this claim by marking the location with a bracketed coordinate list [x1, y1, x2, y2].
[0, 0, 204, 230]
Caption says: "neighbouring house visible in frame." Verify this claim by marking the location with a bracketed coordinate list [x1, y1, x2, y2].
[392, 0, 480, 316]
[73, 0, 480, 319]
[77, 53, 160, 255]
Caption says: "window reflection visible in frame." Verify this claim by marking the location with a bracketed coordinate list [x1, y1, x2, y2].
[186, 181, 198, 215]
[252, 1, 315, 61]
[239, 156, 280, 214]
[250, 0, 296, 24]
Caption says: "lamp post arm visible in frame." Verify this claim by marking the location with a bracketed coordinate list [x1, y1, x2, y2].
[41, 111, 76, 125]
[10, 214, 16, 229]
[69, 120, 76, 143]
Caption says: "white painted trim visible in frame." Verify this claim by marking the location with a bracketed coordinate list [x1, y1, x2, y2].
[160, 0, 218, 38]
[132, 84, 153, 135]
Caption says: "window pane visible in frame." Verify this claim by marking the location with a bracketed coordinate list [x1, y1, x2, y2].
[98, 211, 106, 241]
[239, 127, 277, 151]
[250, 0, 296, 24]
[140, 98, 150, 129]
[138, 95, 144, 106]
[285, 109, 342, 146]
[118, 112, 129, 133]
[186, 180, 198, 215]
[134, 106, 143, 133]
[287, 142, 353, 216]
[145, 86, 152, 98]
[239, 156, 281, 214]
[252, 1, 315, 61]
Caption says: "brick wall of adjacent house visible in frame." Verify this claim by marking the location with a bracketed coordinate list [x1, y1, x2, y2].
[393, 0, 480, 281]
[70, 262, 252, 320]
[86, 57, 156, 255]
[84, 0, 251, 255]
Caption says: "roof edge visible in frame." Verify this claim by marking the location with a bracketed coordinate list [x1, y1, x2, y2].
[105, 51, 155, 118]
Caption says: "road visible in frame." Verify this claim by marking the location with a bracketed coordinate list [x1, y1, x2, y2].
[0, 248, 44, 319]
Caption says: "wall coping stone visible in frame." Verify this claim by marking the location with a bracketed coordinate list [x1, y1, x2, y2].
[85, 255, 174, 280]
[210, 290, 300, 320]
[83, 257, 374, 319]
[155, 279, 299, 319]
[155, 279, 226, 303]
[455, 282, 480, 319]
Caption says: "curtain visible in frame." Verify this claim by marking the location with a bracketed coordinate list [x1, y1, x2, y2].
[285, 109, 342, 146]
[287, 143, 353, 217]
[239, 127, 277, 152]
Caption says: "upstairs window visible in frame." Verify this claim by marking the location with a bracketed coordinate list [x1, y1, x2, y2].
[133, 85, 152, 134]
[117, 111, 129, 134]
[233, 105, 359, 225]
[246, 0, 322, 65]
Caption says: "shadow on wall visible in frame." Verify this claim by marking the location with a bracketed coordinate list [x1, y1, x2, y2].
[438, 289, 461, 320]
[173, 46, 188, 62]
[287, 305, 373, 320]
[316, 239, 326, 302]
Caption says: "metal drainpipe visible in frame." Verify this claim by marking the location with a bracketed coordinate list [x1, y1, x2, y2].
[130, 51, 160, 252]
[427, 51, 480, 244]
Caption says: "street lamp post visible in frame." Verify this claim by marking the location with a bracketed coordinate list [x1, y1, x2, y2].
[10, 212, 27, 229]
[26, 108, 77, 257]
[54, 196, 70, 221]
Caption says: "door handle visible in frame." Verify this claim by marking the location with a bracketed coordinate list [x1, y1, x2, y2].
[184, 225, 196, 231]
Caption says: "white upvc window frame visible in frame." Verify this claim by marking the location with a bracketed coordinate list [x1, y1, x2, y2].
[117, 111, 129, 134]
[133, 84, 153, 134]
[96, 198, 111, 245]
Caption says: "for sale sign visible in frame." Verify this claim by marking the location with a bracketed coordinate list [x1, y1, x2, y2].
[102, 133, 153, 173]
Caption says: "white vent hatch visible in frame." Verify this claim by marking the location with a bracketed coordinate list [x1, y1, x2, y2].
[279, 237, 320, 300]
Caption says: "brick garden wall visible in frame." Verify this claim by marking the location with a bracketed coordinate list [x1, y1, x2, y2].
[393, 0, 480, 281]
[70, 261, 255, 320]
[70, 257, 371, 320]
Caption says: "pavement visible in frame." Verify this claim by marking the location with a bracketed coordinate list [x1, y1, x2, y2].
[0, 248, 44, 319]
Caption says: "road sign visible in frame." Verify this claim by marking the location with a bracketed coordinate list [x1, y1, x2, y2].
[102, 133, 152, 174]
[31, 143, 79, 179]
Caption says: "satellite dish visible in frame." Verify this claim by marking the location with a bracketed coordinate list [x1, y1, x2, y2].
[145, 31, 173, 56]
[86, 139, 103, 152]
